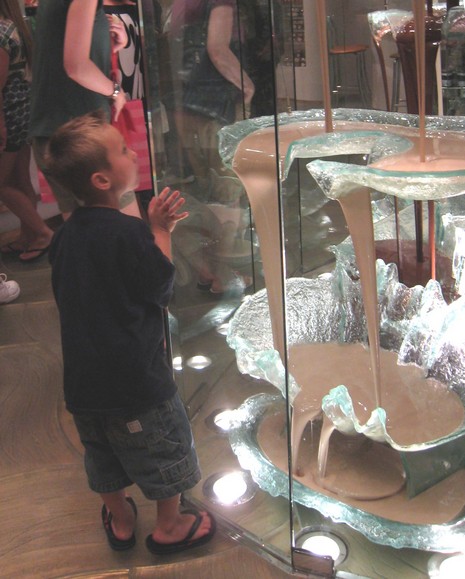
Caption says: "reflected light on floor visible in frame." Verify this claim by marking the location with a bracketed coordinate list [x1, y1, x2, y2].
[205, 408, 237, 434]
[172, 356, 183, 371]
[213, 409, 236, 431]
[186, 355, 212, 370]
[216, 322, 230, 336]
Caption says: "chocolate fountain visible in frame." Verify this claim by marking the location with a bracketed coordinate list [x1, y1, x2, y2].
[217, 0, 465, 552]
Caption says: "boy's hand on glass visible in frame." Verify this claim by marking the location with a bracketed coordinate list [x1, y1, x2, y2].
[148, 187, 189, 233]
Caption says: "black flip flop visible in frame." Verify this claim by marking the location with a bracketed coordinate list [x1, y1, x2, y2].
[101, 496, 137, 551]
[0, 242, 24, 255]
[145, 509, 216, 555]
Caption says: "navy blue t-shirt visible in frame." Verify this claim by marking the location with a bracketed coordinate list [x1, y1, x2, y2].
[49, 207, 177, 415]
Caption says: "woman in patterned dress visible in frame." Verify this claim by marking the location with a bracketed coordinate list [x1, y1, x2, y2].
[0, 0, 53, 261]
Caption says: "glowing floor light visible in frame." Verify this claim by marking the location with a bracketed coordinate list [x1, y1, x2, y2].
[216, 322, 230, 336]
[172, 356, 183, 371]
[439, 555, 465, 577]
[301, 535, 341, 561]
[213, 472, 248, 505]
[205, 408, 236, 433]
[296, 527, 348, 566]
[429, 553, 465, 578]
[213, 410, 236, 431]
[186, 355, 212, 370]
[203, 470, 256, 506]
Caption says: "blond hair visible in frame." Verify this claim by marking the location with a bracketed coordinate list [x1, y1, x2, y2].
[45, 111, 112, 200]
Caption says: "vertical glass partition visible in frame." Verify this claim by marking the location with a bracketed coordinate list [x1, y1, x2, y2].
[139, 0, 296, 567]
[140, 1, 465, 577]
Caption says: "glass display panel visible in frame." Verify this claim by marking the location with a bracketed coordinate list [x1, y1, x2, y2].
[139, 0, 465, 576]
[139, 0, 295, 567]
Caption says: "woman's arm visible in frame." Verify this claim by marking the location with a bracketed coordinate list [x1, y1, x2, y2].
[206, 5, 254, 104]
[63, 0, 126, 118]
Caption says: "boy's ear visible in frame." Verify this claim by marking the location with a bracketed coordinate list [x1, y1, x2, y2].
[91, 171, 111, 191]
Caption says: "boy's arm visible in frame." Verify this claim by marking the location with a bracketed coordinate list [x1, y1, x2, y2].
[147, 188, 188, 261]
[152, 228, 172, 261]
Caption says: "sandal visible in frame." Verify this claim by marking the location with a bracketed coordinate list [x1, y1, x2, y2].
[1, 241, 26, 255]
[101, 496, 137, 551]
[145, 509, 216, 555]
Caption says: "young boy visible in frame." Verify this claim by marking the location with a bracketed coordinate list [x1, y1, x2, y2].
[46, 111, 215, 554]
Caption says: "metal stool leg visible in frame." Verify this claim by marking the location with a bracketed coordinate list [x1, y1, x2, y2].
[357, 51, 372, 108]
[391, 56, 401, 112]
[329, 54, 340, 107]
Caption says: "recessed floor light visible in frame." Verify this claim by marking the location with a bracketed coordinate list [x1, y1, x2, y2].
[295, 527, 347, 566]
[172, 356, 183, 371]
[205, 409, 236, 433]
[216, 323, 230, 336]
[428, 553, 465, 577]
[186, 355, 212, 370]
[203, 470, 256, 506]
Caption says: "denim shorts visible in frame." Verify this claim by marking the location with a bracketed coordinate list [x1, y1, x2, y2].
[73, 393, 201, 500]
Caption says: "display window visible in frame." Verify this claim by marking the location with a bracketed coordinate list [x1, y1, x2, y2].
[140, 1, 465, 575]
[17, 1, 465, 575]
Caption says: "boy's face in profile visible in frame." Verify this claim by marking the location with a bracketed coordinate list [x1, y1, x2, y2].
[100, 124, 140, 197]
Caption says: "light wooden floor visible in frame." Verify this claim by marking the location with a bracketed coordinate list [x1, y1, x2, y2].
[0, 219, 439, 579]
[0, 225, 297, 579]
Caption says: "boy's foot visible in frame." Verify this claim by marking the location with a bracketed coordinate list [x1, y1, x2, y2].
[145, 509, 216, 555]
[0, 274, 20, 304]
[101, 496, 137, 551]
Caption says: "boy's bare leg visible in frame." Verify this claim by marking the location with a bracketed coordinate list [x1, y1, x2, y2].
[100, 490, 136, 540]
[150, 493, 213, 544]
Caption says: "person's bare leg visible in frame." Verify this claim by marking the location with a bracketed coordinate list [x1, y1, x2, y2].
[0, 148, 53, 251]
[150, 494, 213, 544]
[100, 490, 136, 540]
